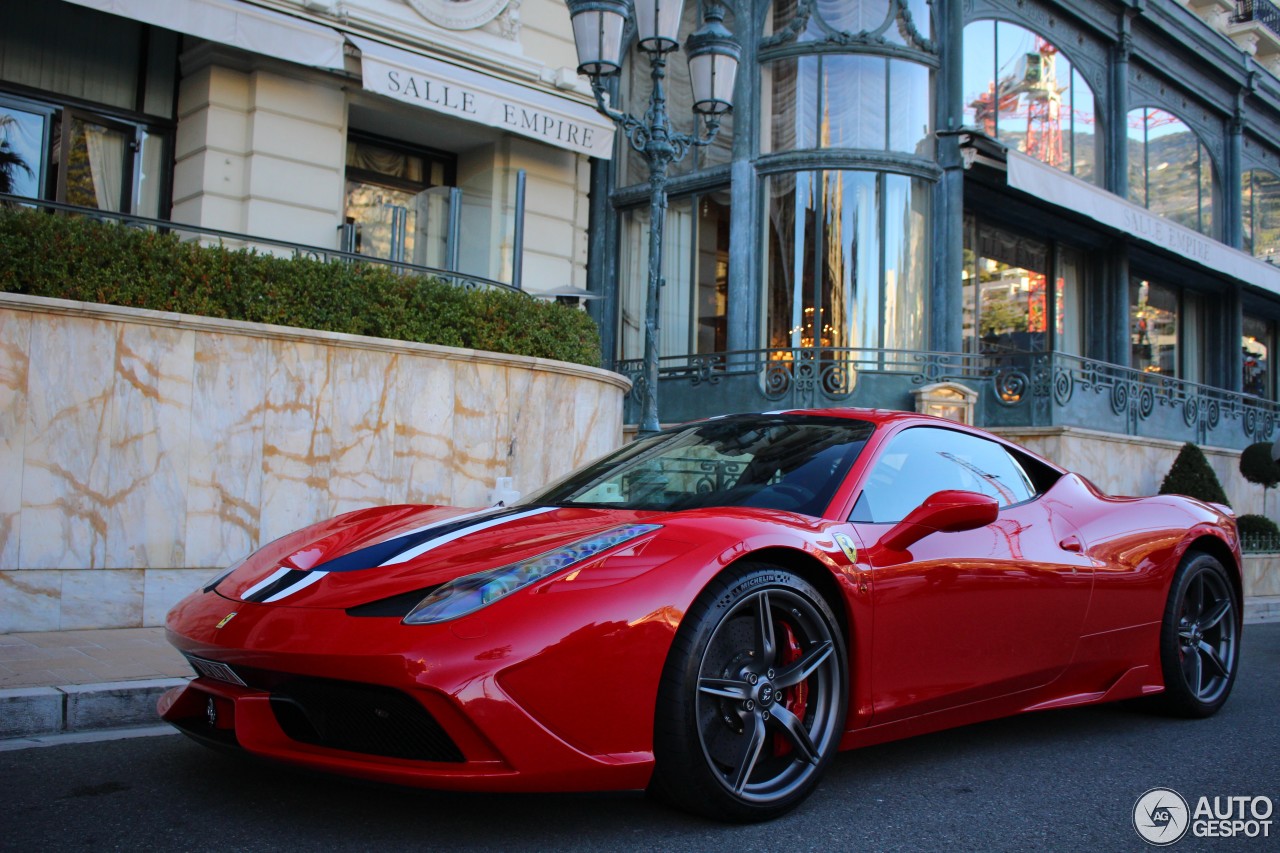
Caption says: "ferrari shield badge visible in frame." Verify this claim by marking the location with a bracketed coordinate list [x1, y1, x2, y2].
[833, 533, 859, 564]
[215, 612, 238, 629]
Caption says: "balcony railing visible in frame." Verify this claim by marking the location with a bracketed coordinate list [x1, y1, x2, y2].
[615, 347, 1280, 450]
[1233, 0, 1280, 36]
[0, 194, 521, 294]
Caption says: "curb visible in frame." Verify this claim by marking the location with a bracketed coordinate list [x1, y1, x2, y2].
[0, 677, 189, 740]
[1245, 596, 1280, 625]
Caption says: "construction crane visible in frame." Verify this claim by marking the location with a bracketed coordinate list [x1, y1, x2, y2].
[970, 37, 1065, 168]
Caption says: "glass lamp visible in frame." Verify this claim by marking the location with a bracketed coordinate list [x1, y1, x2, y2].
[686, 5, 740, 115]
[567, 0, 629, 76]
[633, 0, 685, 53]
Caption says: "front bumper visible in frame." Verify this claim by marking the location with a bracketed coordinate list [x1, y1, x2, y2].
[160, 588, 660, 793]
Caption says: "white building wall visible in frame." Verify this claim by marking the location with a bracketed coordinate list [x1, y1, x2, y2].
[172, 61, 347, 247]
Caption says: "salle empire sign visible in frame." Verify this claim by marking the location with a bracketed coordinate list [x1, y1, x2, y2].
[1120, 207, 1213, 265]
[363, 57, 613, 160]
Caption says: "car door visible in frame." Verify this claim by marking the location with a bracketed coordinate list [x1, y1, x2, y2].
[848, 426, 1094, 724]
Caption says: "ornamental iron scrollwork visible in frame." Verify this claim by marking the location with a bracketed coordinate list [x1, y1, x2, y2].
[761, 0, 937, 54]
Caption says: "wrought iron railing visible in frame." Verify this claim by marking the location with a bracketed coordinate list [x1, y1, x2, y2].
[616, 347, 1280, 449]
[1242, 532, 1280, 553]
[1232, 0, 1280, 35]
[0, 193, 521, 294]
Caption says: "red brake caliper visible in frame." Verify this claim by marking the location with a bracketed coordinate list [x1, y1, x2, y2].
[773, 621, 807, 757]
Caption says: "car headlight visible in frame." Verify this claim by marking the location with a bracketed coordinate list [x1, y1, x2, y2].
[403, 523, 661, 625]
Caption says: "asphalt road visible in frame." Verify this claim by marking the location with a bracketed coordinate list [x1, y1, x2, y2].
[4, 623, 1278, 853]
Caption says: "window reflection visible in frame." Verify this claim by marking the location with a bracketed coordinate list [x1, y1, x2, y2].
[1244, 169, 1280, 264]
[1130, 279, 1179, 376]
[765, 170, 928, 355]
[620, 191, 731, 360]
[0, 104, 44, 197]
[962, 222, 1050, 354]
[1244, 316, 1274, 399]
[1127, 108, 1216, 237]
[962, 20, 1100, 183]
[763, 56, 932, 157]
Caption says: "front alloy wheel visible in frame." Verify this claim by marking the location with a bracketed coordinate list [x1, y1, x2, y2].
[650, 564, 847, 822]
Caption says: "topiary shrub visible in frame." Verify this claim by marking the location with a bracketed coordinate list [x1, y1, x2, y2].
[1240, 441, 1280, 516]
[1159, 442, 1230, 507]
[0, 207, 601, 367]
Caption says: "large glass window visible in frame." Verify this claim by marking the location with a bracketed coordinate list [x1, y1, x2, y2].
[1, 97, 170, 216]
[763, 55, 933, 157]
[961, 220, 1082, 356]
[1244, 316, 1274, 399]
[962, 21, 1101, 184]
[765, 170, 929, 353]
[0, 101, 45, 197]
[1130, 279, 1185, 377]
[1127, 108, 1216, 237]
[1244, 169, 1280, 264]
[619, 190, 731, 359]
[343, 134, 455, 266]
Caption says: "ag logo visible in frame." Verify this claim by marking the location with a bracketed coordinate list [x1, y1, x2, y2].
[1134, 787, 1190, 845]
[215, 611, 237, 630]
[833, 532, 859, 564]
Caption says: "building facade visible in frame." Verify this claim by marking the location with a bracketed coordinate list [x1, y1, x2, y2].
[0, 0, 610, 294]
[593, 0, 1280, 468]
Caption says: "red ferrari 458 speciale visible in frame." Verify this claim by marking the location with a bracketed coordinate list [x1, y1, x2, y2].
[161, 409, 1241, 821]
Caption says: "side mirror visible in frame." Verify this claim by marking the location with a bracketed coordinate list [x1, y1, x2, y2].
[879, 490, 999, 552]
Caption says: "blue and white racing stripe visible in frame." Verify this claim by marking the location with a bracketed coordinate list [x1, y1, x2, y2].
[240, 506, 556, 603]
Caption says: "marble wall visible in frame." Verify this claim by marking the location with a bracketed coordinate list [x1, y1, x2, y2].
[0, 294, 628, 632]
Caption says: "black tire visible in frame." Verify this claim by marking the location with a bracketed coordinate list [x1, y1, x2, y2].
[1150, 550, 1241, 718]
[649, 563, 847, 822]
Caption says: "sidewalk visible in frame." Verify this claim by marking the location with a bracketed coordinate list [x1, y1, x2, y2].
[0, 627, 190, 743]
[2, 597, 1279, 743]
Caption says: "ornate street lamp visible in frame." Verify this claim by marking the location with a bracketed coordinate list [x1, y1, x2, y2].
[567, 0, 740, 436]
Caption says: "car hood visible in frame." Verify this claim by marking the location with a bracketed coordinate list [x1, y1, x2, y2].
[212, 504, 674, 610]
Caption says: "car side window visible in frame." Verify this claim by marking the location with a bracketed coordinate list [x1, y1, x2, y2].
[851, 427, 1038, 523]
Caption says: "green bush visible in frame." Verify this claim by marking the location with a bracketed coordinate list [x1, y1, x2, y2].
[1159, 442, 1230, 507]
[0, 208, 601, 367]
[1237, 513, 1280, 539]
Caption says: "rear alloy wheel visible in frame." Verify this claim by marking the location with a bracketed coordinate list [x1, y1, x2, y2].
[1153, 550, 1240, 718]
[650, 564, 847, 822]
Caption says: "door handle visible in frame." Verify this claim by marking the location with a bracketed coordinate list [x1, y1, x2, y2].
[1059, 535, 1083, 553]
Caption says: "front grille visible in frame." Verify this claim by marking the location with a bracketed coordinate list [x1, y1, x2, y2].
[269, 678, 464, 763]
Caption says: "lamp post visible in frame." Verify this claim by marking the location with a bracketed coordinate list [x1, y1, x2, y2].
[567, 0, 740, 436]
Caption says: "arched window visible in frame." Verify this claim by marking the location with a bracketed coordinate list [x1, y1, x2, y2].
[962, 20, 1101, 184]
[1127, 108, 1215, 237]
[1244, 168, 1280, 264]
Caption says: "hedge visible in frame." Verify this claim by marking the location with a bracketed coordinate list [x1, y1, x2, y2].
[0, 208, 601, 367]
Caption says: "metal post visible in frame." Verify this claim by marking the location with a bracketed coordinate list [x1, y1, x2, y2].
[640, 52, 676, 436]
[512, 168, 527, 290]
[446, 187, 462, 271]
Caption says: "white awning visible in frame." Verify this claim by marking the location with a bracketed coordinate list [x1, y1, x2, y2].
[348, 35, 614, 160]
[60, 0, 346, 70]
[1006, 150, 1280, 297]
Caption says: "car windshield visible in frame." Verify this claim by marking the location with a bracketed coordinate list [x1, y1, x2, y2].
[521, 415, 875, 516]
